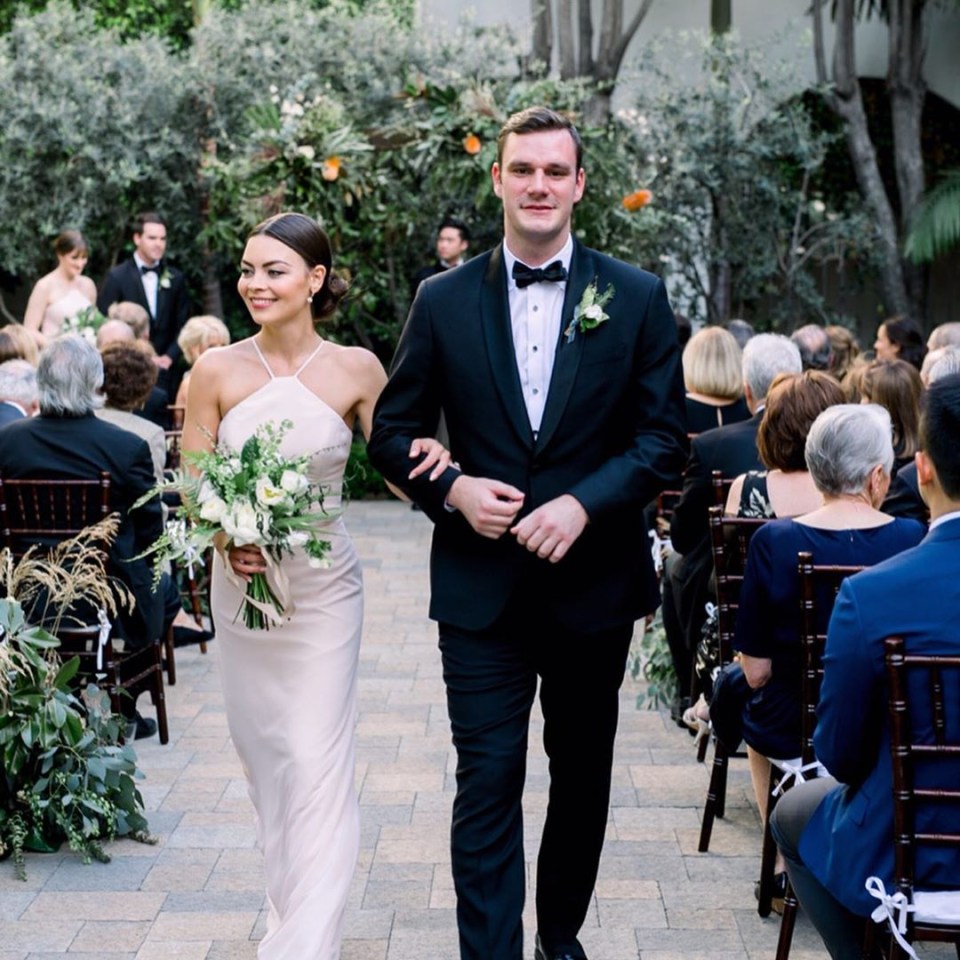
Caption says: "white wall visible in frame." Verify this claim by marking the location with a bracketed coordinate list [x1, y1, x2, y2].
[416, 0, 960, 109]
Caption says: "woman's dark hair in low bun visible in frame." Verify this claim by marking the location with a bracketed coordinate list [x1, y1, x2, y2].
[248, 212, 349, 320]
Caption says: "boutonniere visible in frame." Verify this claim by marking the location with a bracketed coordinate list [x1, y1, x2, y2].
[159, 269, 172, 289]
[565, 279, 614, 343]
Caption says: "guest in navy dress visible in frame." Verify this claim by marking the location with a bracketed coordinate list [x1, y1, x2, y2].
[731, 404, 925, 864]
[682, 326, 750, 434]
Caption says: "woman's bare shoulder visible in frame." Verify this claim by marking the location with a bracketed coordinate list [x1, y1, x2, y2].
[325, 342, 384, 378]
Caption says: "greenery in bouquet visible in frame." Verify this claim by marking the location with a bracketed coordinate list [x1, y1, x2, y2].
[135, 419, 336, 631]
[0, 531, 150, 881]
[59, 306, 108, 346]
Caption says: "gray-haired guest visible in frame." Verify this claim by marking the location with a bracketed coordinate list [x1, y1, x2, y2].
[0, 335, 180, 739]
[0, 358, 39, 426]
[730, 403, 925, 885]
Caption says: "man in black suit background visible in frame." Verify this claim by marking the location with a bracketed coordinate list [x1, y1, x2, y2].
[97, 212, 190, 389]
[0, 358, 38, 426]
[0, 335, 179, 738]
[410, 215, 471, 299]
[664, 333, 802, 708]
[369, 107, 686, 960]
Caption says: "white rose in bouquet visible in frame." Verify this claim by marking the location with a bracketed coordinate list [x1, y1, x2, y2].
[222, 502, 266, 545]
[199, 495, 228, 523]
[255, 476, 287, 507]
[287, 530, 310, 548]
[280, 469, 309, 495]
[197, 478, 217, 503]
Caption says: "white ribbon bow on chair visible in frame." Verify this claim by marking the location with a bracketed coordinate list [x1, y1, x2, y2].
[96, 608, 111, 672]
[771, 759, 828, 797]
[866, 876, 918, 960]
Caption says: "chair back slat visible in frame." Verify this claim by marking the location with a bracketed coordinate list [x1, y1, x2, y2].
[707, 505, 767, 666]
[710, 470, 734, 509]
[797, 553, 866, 765]
[0, 473, 111, 557]
[165, 430, 183, 472]
[884, 637, 960, 925]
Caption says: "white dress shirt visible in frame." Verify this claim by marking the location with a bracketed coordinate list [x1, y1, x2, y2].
[133, 252, 160, 319]
[502, 236, 573, 436]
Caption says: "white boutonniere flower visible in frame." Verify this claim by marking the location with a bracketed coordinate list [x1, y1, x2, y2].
[159, 269, 172, 289]
[564, 280, 614, 343]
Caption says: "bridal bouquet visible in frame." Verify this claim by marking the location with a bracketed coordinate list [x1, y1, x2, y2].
[135, 419, 335, 630]
[60, 305, 107, 345]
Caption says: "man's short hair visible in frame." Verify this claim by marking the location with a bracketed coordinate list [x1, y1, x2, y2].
[724, 318, 754, 350]
[791, 324, 832, 371]
[920, 372, 960, 500]
[0, 359, 38, 409]
[742, 333, 802, 402]
[131, 211, 166, 236]
[438, 217, 470, 243]
[496, 106, 583, 171]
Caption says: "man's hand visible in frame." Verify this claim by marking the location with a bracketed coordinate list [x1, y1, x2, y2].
[447, 475, 524, 539]
[154, 354, 173, 370]
[511, 494, 588, 563]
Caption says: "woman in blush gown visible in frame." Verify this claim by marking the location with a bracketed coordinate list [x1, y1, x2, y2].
[184, 213, 447, 959]
[23, 230, 97, 344]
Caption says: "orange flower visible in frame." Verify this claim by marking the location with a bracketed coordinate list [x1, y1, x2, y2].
[321, 156, 341, 182]
[622, 189, 653, 212]
[462, 134, 482, 156]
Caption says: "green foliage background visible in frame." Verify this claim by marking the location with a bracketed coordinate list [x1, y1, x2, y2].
[0, 1, 885, 352]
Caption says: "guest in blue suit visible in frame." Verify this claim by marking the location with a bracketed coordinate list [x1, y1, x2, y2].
[0, 359, 38, 426]
[771, 373, 960, 960]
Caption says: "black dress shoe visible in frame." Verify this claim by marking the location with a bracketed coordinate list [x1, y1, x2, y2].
[534, 933, 587, 960]
[173, 625, 215, 648]
[124, 711, 158, 740]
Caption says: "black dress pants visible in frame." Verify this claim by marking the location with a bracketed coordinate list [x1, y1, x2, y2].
[439, 593, 633, 960]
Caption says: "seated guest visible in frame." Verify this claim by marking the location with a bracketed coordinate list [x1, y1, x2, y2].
[0, 335, 179, 738]
[0, 359, 39, 425]
[927, 320, 960, 352]
[874, 314, 926, 371]
[770, 375, 960, 960]
[174, 314, 230, 410]
[883, 348, 960, 524]
[664, 334, 802, 710]
[724, 318, 754, 350]
[725, 370, 844, 519]
[97, 343, 166, 484]
[825, 324, 859, 383]
[105, 301, 170, 429]
[791, 324, 832, 372]
[682, 326, 750, 433]
[96, 318, 136, 350]
[860, 359, 921, 476]
[0, 325, 40, 366]
[732, 404, 925, 876]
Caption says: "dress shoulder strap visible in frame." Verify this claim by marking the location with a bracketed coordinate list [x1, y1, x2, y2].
[293, 340, 325, 379]
[250, 337, 275, 379]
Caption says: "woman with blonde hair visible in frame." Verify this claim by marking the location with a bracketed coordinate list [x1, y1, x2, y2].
[174, 314, 231, 409]
[682, 325, 749, 433]
[0, 325, 41, 366]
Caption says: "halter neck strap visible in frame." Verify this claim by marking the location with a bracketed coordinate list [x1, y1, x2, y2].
[251, 337, 325, 380]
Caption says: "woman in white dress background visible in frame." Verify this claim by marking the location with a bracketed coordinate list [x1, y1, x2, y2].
[23, 229, 97, 344]
[184, 212, 446, 959]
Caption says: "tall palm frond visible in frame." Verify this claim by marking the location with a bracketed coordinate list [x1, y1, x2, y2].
[905, 168, 960, 263]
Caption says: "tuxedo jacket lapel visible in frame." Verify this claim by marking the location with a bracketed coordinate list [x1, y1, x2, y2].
[535, 240, 591, 452]
[480, 246, 534, 449]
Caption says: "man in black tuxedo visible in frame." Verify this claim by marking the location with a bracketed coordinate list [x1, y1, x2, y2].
[97, 212, 190, 388]
[410, 215, 471, 299]
[0, 335, 177, 738]
[369, 107, 686, 960]
[664, 333, 802, 701]
[0, 358, 38, 426]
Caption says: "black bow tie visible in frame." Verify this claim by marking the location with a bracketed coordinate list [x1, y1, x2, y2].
[140, 264, 160, 275]
[512, 260, 567, 288]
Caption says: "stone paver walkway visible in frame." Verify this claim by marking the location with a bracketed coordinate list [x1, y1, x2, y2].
[3, 501, 942, 959]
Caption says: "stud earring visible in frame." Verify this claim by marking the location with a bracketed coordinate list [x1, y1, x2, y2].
[307, 294, 314, 304]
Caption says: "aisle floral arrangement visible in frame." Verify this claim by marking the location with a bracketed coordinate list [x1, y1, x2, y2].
[136, 419, 336, 630]
[0, 525, 150, 880]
